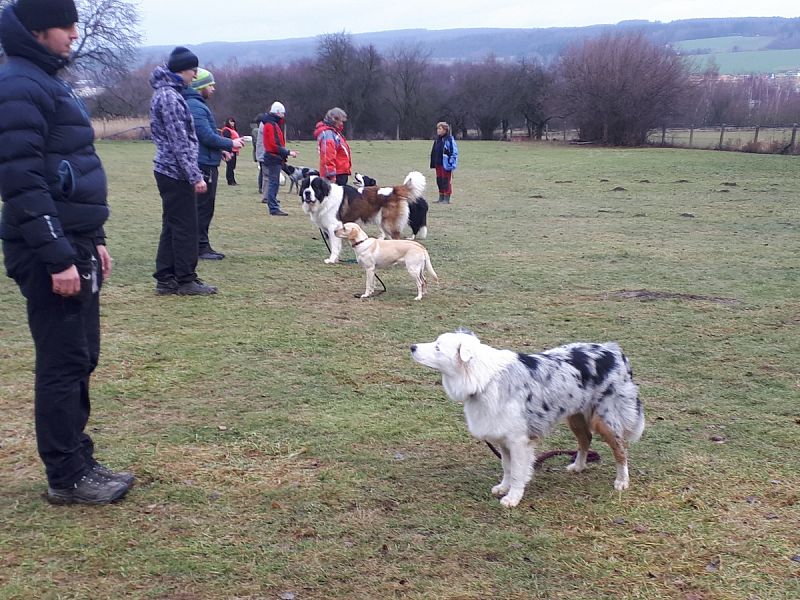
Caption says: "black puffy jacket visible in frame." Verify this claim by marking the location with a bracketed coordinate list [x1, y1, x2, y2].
[0, 6, 108, 274]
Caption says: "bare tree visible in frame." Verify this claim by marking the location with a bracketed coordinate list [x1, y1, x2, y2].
[314, 32, 383, 139]
[450, 56, 518, 140]
[509, 59, 558, 139]
[384, 44, 431, 139]
[1, 0, 141, 81]
[559, 31, 691, 145]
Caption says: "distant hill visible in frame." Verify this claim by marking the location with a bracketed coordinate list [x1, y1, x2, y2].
[137, 17, 800, 75]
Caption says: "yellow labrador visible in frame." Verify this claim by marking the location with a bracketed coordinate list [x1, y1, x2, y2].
[334, 222, 438, 300]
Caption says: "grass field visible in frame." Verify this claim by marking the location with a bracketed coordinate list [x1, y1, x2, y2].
[1, 140, 798, 599]
[674, 36, 774, 53]
[685, 48, 800, 75]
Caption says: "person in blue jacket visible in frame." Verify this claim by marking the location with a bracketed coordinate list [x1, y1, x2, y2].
[429, 121, 459, 203]
[0, 0, 134, 505]
[183, 68, 243, 260]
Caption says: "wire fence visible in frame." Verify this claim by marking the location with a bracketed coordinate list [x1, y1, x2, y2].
[647, 124, 799, 153]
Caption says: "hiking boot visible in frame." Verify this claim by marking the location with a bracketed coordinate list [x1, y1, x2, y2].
[46, 471, 130, 505]
[176, 279, 218, 295]
[199, 250, 225, 260]
[155, 279, 179, 295]
[270, 210, 288, 216]
[91, 463, 136, 487]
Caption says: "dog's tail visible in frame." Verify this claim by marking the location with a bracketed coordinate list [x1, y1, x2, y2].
[403, 171, 426, 202]
[424, 251, 439, 284]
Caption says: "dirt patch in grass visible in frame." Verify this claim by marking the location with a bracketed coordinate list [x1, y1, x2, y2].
[610, 289, 741, 305]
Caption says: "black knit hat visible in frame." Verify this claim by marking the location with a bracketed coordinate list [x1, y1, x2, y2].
[14, 0, 78, 31]
[167, 46, 199, 73]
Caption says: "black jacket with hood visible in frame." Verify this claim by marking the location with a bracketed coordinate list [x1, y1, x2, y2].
[0, 5, 108, 275]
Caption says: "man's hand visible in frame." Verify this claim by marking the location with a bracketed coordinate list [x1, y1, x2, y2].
[194, 180, 208, 194]
[51, 265, 80, 297]
[222, 151, 233, 162]
[289, 150, 298, 158]
[232, 138, 245, 150]
[96, 244, 113, 281]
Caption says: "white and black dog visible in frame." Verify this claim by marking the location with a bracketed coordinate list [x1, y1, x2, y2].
[300, 171, 425, 264]
[282, 164, 320, 194]
[411, 330, 645, 508]
[353, 172, 428, 240]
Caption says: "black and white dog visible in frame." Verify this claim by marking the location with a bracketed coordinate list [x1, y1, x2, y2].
[353, 172, 428, 240]
[411, 329, 645, 508]
[282, 164, 320, 194]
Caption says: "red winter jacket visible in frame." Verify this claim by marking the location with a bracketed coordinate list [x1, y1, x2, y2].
[314, 121, 351, 179]
[262, 113, 289, 166]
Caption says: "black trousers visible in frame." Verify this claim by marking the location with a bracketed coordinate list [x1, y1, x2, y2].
[197, 165, 219, 253]
[225, 154, 237, 184]
[3, 238, 101, 488]
[154, 172, 198, 284]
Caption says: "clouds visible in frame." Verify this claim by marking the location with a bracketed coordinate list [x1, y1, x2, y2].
[135, 0, 798, 46]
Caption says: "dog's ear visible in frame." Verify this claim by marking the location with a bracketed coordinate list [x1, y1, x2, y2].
[458, 336, 479, 364]
[311, 177, 330, 201]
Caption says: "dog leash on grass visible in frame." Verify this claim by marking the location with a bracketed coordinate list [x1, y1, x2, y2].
[318, 227, 387, 296]
[484, 442, 601, 470]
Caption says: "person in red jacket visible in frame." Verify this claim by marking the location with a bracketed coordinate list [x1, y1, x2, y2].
[220, 117, 240, 185]
[314, 107, 351, 185]
[262, 101, 297, 216]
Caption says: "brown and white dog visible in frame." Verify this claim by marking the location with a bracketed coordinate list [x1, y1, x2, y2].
[353, 172, 428, 240]
[334, 222, 438, 300]
[300, 171, 425, 264]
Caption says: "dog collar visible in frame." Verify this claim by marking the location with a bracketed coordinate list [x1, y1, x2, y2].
[351, 238, 368, 247]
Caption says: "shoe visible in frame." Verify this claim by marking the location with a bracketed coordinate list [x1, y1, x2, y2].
[176, 279, 218, 295]
[261, 198, 269, 204]
[228, 182, 238, 186]
[199, 250, 225, 260]
[155, 279, 179, 295]
[46, 471, 130, 505]
[270, 210, 288, 216]
[91, 463, 136, 487]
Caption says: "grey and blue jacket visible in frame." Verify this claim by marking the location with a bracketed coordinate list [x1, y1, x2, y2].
[149, 65, 202, 184]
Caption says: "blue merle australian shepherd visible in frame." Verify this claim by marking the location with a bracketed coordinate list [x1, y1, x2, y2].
[411, 329, 645, 507]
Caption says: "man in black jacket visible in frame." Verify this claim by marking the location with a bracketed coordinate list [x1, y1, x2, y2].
[0, 0, 134, 505]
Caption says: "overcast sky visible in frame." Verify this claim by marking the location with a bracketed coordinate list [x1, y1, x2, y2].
[136, 0, 798, 47]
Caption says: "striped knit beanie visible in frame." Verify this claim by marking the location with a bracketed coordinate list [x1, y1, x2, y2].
[191, 68, 215, 91]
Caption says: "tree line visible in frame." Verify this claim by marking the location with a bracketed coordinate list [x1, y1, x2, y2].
[90, 31, 800, 146]
[2, 0, 798, 146]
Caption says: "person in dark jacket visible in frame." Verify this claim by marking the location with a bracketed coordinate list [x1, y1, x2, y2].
[149, 46, 217, 295]
[429, 121, 459, 203]
[0, 0, 133, 505]
[261, 101, 297, 216]
[182, 68, 243, 260]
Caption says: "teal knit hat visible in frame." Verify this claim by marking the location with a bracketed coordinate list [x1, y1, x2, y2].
[191, 68, 215, 90]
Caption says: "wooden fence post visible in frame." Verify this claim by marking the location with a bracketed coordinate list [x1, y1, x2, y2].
[791, 123, 798, 152]
[661, 125, 667, 146]
[563, 119, 567, 141]
[689, 124, 694, 148]
[753, 126, 760, 145]
[718, 124, 726, 150]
